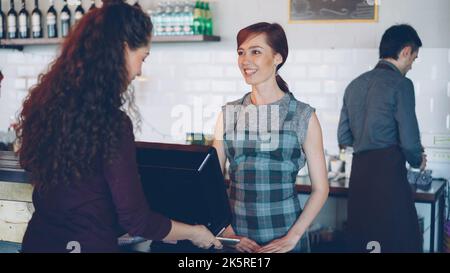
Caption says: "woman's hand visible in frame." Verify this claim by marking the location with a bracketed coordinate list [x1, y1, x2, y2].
[189, 225, 223, 250]
[256, 233, 301, 253]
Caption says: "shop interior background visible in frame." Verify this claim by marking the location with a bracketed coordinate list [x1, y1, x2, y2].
[0, 0, 449, 252]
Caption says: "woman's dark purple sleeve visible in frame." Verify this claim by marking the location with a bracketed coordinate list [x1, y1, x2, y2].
[103, 117, 172, 240]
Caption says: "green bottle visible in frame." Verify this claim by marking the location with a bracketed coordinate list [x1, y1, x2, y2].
[199, 1, 206, 35]
[204, 1, 212, 35]
[193, 1, 202, 35]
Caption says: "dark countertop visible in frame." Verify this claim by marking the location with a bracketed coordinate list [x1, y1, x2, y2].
[0, 151, 28, 183]
[3, 167, 446, 203]
[0, 168, 29, 183]
[295, 175, 447, 203]
[2, 149, 446, 203]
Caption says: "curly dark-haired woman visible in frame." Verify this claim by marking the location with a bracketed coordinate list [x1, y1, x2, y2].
[17, 0, 221, 253]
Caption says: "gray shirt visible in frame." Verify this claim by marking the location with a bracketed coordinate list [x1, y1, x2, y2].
[337, 60, 423, 168]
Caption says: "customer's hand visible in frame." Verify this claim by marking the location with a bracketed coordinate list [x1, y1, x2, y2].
[189, 225, 222, 250]
[419, 153, 427, 171]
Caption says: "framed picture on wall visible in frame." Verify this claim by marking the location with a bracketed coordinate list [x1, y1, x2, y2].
[289, 0, 379, 23]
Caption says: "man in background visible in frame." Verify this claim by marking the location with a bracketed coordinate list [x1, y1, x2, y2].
[338, 24, 426, 253]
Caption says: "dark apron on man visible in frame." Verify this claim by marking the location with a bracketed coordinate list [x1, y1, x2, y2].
[346, 63, 422, 253]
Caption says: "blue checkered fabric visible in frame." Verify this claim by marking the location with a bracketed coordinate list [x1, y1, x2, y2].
[222, 92, 311, 252]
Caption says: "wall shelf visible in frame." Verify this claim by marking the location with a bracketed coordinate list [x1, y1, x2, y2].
[153, 35, 221, 43]
[0, 35, 221, 51]
[0, 38, 63, 50]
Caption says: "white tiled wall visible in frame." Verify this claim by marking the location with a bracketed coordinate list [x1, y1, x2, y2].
[133, 47, 450, 156]
[1, 47, 449, 156]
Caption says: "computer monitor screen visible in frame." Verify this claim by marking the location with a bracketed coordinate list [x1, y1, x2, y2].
[135, 142, 232, 238]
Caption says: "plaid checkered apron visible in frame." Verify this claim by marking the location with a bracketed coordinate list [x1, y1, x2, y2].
[223, 93, 304, 251]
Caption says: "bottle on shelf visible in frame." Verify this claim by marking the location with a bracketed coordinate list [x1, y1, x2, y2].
[192, 0, 203, 35]
[204, 1, 212, 35]
[172, 2, 182, 36]
[47, 0, 58, 38]
[7, 0, 18, 39]
[74, 1, 85, 24]
[163, 1, 174, 36]
[60, 0, 71, 38]
[31, 0, 43, 38]
[89, 0, 96, 11]
[200, 1, 206, 34]
[181, 1, 194, 36]
[152, 2, 164, 36]
[18, 0, 29, 38]
[0, 0, 6, 39]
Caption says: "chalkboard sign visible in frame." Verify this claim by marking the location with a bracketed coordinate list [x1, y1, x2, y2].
[289, 0, 378, 23]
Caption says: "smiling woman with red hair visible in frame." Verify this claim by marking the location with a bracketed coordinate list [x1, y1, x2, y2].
[213, 22, 329, 253]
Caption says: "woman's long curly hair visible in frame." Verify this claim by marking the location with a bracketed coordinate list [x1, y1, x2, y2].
[16, 0, 152, 192]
